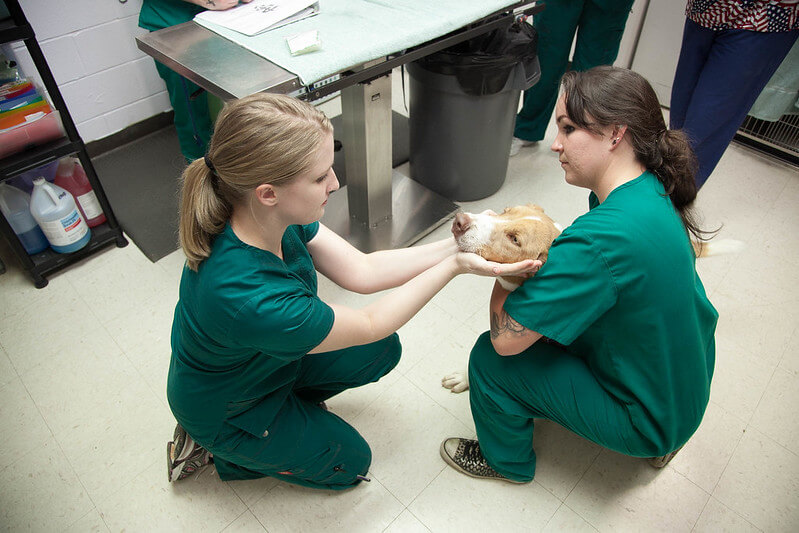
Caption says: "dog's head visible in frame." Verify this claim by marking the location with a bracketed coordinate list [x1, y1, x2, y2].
[451, 204, 562, 264]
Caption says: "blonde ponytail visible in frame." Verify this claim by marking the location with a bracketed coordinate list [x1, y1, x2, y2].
[179, 158, 232, 270]
[177, 93, 332, 270]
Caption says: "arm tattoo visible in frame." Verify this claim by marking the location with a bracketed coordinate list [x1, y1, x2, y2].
[490, 310, 526, 340]
[205, 0, 217, 7]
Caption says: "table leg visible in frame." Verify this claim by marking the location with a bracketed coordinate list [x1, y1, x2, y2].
[323, 72, 459, 252]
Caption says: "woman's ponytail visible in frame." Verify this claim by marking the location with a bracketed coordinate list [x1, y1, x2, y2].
[561, 66, 717, 245]
[179, 158, 232, 271]
[652, 129, 712, 242]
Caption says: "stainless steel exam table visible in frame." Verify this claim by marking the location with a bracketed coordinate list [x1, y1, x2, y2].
[135, 2, 535, 252]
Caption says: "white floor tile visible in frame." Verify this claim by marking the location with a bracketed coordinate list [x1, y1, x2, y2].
[67, 243, 178, 327]
[0, 437, 94, 532]
[353, 375, 472, 505]
[249, 479, 404, 533]
[0, 241, 74, 321]
[225, 477, 280, 508]
[395, 302, 462, 376]
[751, 367, 799, 456]
[54, 385, 173, 505]
[564, 449, 710, 532]
[64, 509, 111, 533]
[22, 337, 140, 436]
[0, 279, 114, 376]
[385, 509, 432, 533]
[98, 460, 246, 532]
[0, 376, 53, 470]
[543, 504, 599, 532]
[708, 331, 778, 424]
[779, 326, 799, 375]
[103, 299, 175, 404]
[693, 497, 760, 533]
[712, 288, 798, 370]
[0, 344, 17, 389]
[404, 324, 480, 432]
[222, 510, 267, 532]
[669, 401, 746, 494]
[713, 427, 799, 531]
[409, 467, 561, 533]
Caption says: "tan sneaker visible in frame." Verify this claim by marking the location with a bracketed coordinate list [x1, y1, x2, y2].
[167, 424, 212, 482]
[648, 446, 683, 468]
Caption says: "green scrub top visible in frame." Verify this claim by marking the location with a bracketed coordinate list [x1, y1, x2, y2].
[504, 171, 718, 448]
[168, 222, 335, 445]
[139, 0, 204, 31]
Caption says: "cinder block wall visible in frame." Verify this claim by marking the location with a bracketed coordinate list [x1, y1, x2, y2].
[6, 0, 170, 144]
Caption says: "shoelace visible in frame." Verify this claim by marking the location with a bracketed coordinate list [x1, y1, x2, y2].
[456, 440, 504, 478]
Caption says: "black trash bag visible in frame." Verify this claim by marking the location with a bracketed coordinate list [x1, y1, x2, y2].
[414, 19, 539, 96]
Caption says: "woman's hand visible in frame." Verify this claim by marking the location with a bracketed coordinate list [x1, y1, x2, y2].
[192, 0, 252, 11]
[454, 252, 541, 278]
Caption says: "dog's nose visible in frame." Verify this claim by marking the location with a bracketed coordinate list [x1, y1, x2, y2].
[452, 213, 471, 237]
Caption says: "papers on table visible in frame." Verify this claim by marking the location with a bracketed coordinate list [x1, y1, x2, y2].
[194, 0, 319, 37]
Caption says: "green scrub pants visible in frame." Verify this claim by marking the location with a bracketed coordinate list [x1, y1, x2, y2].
[514, 0, 634, 142]
[468, 332, 659, 482]
[154, 62, 213, 162]
[210, 334, 401, 490]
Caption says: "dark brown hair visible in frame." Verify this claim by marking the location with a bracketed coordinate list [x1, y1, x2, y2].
[560, 66, 713, 243]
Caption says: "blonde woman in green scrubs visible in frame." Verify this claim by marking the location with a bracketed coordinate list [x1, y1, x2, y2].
[165, 93, 539, 488]
[441, 66, 719, 483]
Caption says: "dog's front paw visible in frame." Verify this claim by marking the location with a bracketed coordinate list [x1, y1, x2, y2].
[441, 371, 469, 393]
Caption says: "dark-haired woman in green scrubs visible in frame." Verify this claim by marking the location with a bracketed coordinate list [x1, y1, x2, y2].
[441, 66, 718, 483]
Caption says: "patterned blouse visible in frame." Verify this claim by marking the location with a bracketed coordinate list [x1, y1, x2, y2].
[686, 0, 799, 31]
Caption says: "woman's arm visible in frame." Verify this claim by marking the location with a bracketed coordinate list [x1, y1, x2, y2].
[308, 253, 540, 354]
[489, 281, 542, 356]
[308, 223, 460, 294]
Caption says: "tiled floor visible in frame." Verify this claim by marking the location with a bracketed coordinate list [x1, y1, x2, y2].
[1, 84, 798, 532]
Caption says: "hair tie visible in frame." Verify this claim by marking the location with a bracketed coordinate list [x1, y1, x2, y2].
[204, 154, 216, 173]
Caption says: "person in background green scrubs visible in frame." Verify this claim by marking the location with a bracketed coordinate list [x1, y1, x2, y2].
[510, 0, 635, 156]
[441, 66, 718, 483]
[166, 93, 539, 489]
[138, 0, 252, 161]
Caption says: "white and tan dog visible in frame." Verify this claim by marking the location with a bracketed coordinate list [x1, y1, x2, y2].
[450, 204, 562, 292]
[443, 204, 562, 393]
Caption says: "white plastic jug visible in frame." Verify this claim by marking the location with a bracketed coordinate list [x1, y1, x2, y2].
[0, 182, 49, 254]
[30, 177, 90, 253]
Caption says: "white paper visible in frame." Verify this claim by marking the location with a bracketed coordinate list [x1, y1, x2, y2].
[194, 0, 318, 37]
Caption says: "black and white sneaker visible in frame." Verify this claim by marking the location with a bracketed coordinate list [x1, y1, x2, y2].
[167, 424, 212, 482]
[440, 438, 526, 484]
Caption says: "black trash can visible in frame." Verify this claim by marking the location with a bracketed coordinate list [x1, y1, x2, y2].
[408, 19, 540, 201]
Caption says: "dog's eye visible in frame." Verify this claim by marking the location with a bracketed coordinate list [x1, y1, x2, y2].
[507, 233, 521, 247]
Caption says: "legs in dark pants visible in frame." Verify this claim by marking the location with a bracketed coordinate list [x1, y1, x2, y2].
[154, 62, 214, 162]
[670, 19, 798, 188]
[514, 0, 633, 142]
[468, 332, 655, 482]
[212, 334, 401, 490]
